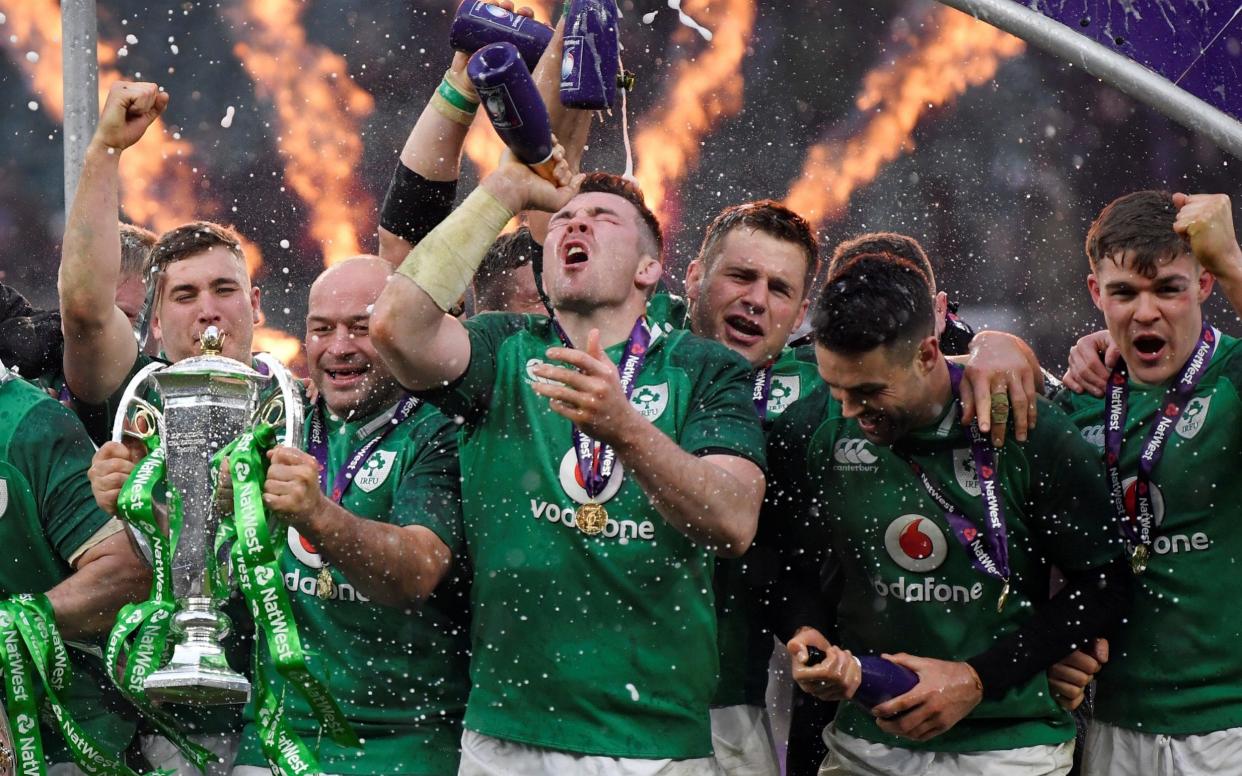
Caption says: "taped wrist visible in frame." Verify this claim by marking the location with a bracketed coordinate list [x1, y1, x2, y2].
[380, 162, 458, 245]
[396, 187, 514, 312]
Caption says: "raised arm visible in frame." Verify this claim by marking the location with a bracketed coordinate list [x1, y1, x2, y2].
[1174, 192, 1242, 316]
[59, 81, 166, 403]
[372, 150, 578, 391]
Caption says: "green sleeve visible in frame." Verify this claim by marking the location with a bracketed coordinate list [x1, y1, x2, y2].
[392, 408, 465, 556]
[15, 398, 113, 563]
[412, 312, 530, 424]
[1022, 396, 1122, 571]
[678, 337, 767, 469]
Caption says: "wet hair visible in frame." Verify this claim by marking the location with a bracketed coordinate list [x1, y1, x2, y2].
[830, 232, 937, 291]
[576, 172, 663, 261]
[695, 200, 820, 297]
[1085, 190, 1189, 278]
[146, 221, 248, 277]
[812, 252, 935, 358]
[119, 223, 157, 278]
[474, 227, 540, 312]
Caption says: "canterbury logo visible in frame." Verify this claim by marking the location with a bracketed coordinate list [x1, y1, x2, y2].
[834, 438, 878, 465]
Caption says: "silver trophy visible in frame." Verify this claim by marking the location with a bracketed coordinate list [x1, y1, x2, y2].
[0, 704, 12, 776]
[111, 326, 303, 705]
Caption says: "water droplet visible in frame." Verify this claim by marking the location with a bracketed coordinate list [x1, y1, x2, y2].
[24, 50, 37, 63]
[126, 34, 138, 45]
[220, 105, 236, 128]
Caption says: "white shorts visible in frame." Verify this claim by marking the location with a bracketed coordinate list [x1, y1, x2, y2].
[710, 705, 779, 776]
[143, 731, 238, 776]
[459, 729, 723, 775]
[1084, 720, 1242, 776]
[819, 724, 1073, 776]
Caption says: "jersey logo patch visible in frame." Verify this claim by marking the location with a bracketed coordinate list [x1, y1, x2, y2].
[953, 449, 980, 496]
[288, 526, 323, 569]
[354, 450, 397, 493]
[884, 514, 947, 572]
[768, 375, 801, 416]
[630, 383, 669, 421]
[833, 438, 878, 471]
[1175, 395, 1211, 440]
[0, 479, 7, 518]
[558, 448, 624, 504]
[1081, 424, 1105, 450]
[525, 358, 557, 385]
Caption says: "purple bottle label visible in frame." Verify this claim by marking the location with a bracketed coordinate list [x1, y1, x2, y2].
[476, 83, 524, 130]
[561, 37, 584, 91]
[466, 1, 526, 31]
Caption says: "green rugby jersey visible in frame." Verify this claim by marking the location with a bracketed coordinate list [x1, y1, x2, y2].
[1057, 331, 1242, 736]
[767, 381, 1120, 752]
[713, 344, 821, 709]
[416, 312, 766, 759]
[233, 399, 469, 774]
[0, 373, 138, 760]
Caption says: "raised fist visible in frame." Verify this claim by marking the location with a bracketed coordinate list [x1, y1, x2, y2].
[91, 81, 169, 153]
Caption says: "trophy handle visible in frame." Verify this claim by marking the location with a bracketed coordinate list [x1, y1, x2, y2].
[110, 361, 168, 444]
[0, 698, 13, 776]
[253, 353, 304, 446]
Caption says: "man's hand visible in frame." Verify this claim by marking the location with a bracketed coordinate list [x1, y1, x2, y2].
[88, 440, 144, 516]
[1174, 193, 1242, 278]
[481, 138, 581, 214]
[872, 654, 983, 742]
[1048, 638, 1109, 712]
[531, 329, 645, 447]
[1062, 330, 1117, 397]
[786, 627, 862, 703]
[263, 446, 327, 529]
[91, 81, 168, 154]
[957, 331, 1041, 446]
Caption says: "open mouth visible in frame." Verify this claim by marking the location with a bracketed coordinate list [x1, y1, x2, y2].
[562, 241, 590, 266]
[325, 365, 370, 386]
[724, 314, 764, 341]
[1133, 334, 1167, 361]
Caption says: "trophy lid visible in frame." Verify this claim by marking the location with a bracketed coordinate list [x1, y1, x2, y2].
[159, 325, 266, 381]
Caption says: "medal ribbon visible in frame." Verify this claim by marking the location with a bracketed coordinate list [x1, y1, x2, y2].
[0, 595, 148, 775]
[214, 424, 360, 775]
[894, 364, 1010, 592]
[1105, 323, 1216, 553]
[105, 437, 217, 771]
[751, 362, 775, 420]
[307, 394, 421, 503]
[551, 318, 651, 500]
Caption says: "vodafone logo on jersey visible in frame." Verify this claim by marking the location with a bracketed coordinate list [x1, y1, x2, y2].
[884, 515, 947, 572]
[558, 448, 624, 505]
[288, 526, 323, 570]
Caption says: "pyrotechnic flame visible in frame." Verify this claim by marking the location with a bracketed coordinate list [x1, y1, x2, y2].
[226, 0, 376, 266]
[253, 325, 306, 373]
[633, 0, 756, 229]
[784, 6, 1024, 230]
[1, 0, 264, 277]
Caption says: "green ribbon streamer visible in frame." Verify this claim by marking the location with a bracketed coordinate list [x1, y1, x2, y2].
[104, 437, 218, 772]
[0, 595, 142, 775]
[215, 424, 360, 775]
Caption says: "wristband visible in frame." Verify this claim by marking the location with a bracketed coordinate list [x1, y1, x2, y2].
[397, 187, 515, 312]
[439, 69, 479, 111]
[430, 92, 476, 127]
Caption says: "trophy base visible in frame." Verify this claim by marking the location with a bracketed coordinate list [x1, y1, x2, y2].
[143, 664, 252, 706]
[142, 597, 251, 706]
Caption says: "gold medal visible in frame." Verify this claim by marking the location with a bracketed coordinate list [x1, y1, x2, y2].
[996, 580, 1010, 614]
[316, 566, 335, 600]
[575, 503, 608, 535]
[1130, 545, 1150, 575]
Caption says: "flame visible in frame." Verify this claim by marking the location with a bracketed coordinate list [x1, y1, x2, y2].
[632, 0, 756, 228]
[227, 0, 376, 266]
[253, 325, 306, 373]
[784, 6, 1024, 230]
[1, 0, 264, 277]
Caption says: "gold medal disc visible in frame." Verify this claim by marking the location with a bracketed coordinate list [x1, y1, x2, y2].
[1130, 545, 1150, 575]
[316, 566, 336, 600]
[575, 503, 608, 535]
[996, 581, 1010, 614]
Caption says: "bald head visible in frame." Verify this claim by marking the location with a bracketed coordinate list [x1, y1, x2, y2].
[306, 255, 402, 417]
